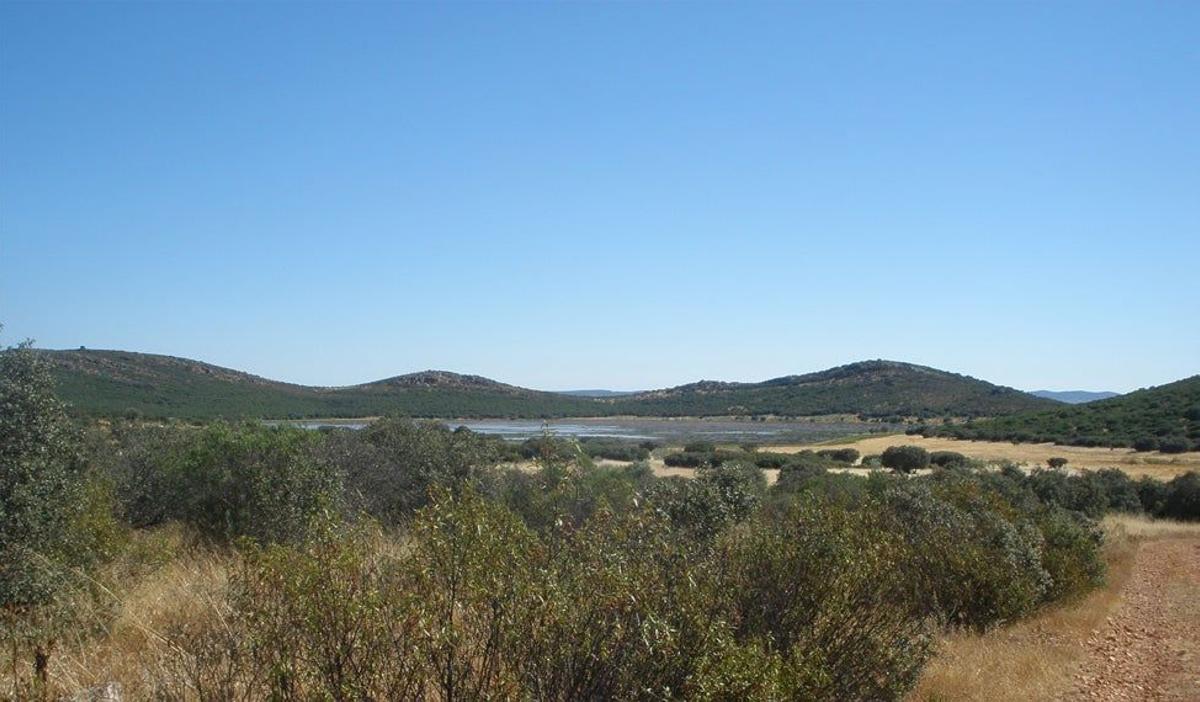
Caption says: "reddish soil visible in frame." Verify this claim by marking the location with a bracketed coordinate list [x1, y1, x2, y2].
[1068, 538, 1200, 701]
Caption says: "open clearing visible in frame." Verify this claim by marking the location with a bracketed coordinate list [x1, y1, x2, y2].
[911, 516, 1200, 701]
[771, 434, 1200, 479]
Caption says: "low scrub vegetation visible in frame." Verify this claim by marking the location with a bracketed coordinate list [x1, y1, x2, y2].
[923, 375, 1200, 450]
[3, 344, 1198, 699]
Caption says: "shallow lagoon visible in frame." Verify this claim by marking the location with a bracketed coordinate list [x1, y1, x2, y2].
[281, 417, 893, 444]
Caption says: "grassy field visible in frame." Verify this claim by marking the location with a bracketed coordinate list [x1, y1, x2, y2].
[773, 435, 1200, 479]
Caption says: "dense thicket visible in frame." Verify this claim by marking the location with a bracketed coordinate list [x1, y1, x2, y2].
[924, 375, 1200, 450]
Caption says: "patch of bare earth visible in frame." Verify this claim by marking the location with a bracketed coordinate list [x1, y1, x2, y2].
[1067, 537, 1200, 701]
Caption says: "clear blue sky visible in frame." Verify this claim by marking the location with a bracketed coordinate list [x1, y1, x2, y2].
[2, 2, 1197, 393]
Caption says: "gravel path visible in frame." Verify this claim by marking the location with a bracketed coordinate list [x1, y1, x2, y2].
[1068, 538, 1200, 701]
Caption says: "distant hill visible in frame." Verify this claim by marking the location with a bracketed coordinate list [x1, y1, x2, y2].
[1031, 390, 1120, 404]
[930, 375, 1200, 451]
[554, 389, 640, 398]
[602, 360, 1057, 419]
[39, 349, 596, 420]
[35, 350, 1057, 421]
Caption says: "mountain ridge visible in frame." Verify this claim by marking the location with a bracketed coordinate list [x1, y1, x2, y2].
[34, 348, 1058, 421]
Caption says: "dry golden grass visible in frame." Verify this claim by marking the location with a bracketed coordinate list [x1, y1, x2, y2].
[909, 515, 1200, 701]
[908, 521, 1137, 701]
[773, 434, 1200, 479]
[2, 526, 235, 700]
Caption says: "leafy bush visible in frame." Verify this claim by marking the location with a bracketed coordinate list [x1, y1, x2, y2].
[577, 437, 652, 462]
[816, 448, 860, 464]
[1036, 507, 1105, 602]
[1132, 437, 1159, 452]
[881, 445, 930, 473]
[881, 482, 1049, 629]
[773, 451, 841, 491]
[1136, 475, 1171, 514]
[1089, 468, 1142, 513]
[1, 342, 120, 690]
[752, 451, 793, 469]
[1160, 472, 1200, 521]
[354, 418, 500, 518]
[1158, 437, 1191, 454]
[719, 497, 934, 699]
[929, 451, 968, 468]
[1027, 468, 1107, 518]
[176, 423, 340, 543]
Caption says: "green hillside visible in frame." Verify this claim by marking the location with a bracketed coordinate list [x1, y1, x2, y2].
[36, 350, 1057, 421]
[604, 360, 1057, 418]
[41, 350, 597, 419]
[926, 375, 1200, 451]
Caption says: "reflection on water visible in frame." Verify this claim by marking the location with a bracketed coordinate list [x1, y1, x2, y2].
[278, 417, 888, 444]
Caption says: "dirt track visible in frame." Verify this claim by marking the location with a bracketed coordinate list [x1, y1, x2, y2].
[1067, 538, 1200, 701]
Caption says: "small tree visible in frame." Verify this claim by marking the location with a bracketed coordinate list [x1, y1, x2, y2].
[1047, 457, 1069, 470]
[880, 445, 930, 474]
[1, 340, 90, 689]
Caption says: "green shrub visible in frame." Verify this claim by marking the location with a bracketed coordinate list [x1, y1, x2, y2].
[105, 423, 194, 528]
[227, 524, 426, 699]
[577, 437, 651, 462]
[1161, 472, 1200, 521]
[719, 497, 933, 700]
[880, 483, 1049, 629]
[1026, 468, 1107, 518]
[664, 451, 708, 468]
[752, 452, 793, 469]
[881, 445, 930, 473]
[773, 451, 839, 491]
[1158, 437, 1191, 454]
[518, 508, 724, 699]
[1089, 469, 1142, 513]
[1136, 476, 1170, 514]
[647, 472, 757, 542]
[1036, 507, 1105, 602]
[929, 450, 968, 468]
[1, 342, 126, 692]
[347, 418, 501, 521]
[816, 448, 860, 464]
[177, 423, 341, 543]
[1132, 437, 1159, 452]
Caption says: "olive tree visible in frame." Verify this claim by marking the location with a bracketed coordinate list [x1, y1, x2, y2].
[0, 341, 90, 688]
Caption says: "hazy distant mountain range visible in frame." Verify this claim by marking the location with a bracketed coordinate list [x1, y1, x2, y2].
[1031, 390, 1121, 404]
[35, 349, 1058, 421]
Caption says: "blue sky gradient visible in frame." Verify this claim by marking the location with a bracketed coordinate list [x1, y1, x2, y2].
[2, 2, 1197, 392]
